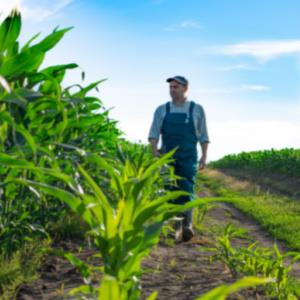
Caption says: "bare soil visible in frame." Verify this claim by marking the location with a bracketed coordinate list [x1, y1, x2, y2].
[17, 173, 300, 300]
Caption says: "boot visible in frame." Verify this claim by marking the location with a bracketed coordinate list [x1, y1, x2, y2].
[182, 211, 194, 242]
[174, 218, 182, 242]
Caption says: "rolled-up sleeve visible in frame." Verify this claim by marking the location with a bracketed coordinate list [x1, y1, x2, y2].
[148, 106, 164, 141]
[196, 105, 210, 144]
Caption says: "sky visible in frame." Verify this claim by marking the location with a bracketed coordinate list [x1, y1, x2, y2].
[1, 0, 300, 161]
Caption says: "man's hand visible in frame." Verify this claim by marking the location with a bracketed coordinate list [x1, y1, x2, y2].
[199, 142, 208, 171]
[149, 138, 161, 157]
[198, 155, 207, 170]
[153, 149, 161, 157]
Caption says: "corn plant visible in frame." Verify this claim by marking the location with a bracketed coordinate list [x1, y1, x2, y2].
[209, 148, 300, 179]
[0, 8, 121, 258]
[7, 145, 217, 300]
[202, 223, 300, 299]
[201, 224, 247, 276]
[235, 243, 300, 299]
[193, 202, 215, 233]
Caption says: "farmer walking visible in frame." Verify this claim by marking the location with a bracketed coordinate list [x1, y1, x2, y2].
[148, 76, 209, 242]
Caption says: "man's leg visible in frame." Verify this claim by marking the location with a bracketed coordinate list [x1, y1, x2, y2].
[164, 163, 184, 240]
[175, 161, 197, 241]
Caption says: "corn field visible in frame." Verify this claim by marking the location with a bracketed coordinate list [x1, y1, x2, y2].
[209, 149, 300, 179]
[1, 8, 299, 300]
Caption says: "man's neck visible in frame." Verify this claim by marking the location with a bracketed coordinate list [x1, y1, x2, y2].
[172, 97, 187, 106]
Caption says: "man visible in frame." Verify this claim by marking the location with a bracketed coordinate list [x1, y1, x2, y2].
[148, 76, 209, 242]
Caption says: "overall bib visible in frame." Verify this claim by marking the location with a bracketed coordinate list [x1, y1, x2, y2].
[161, 101, 198, 227]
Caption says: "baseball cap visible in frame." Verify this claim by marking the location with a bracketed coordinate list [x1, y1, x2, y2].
[166, 76, 188, 86]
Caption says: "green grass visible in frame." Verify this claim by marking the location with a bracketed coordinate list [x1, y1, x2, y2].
[198, 170, 300, 250]
[0, 240, 48, 300]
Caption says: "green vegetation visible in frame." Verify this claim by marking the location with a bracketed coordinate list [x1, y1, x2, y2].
[200, 224, 300, 299]
[0, 8, 120, 296]
[199, 170, 300, 250]
[0, 8, 120, 258]
[209, 148, 300, 179]
[1, 8, 300, 300]
[195, 277, 273, 300]
[0, 10, 220, 300]
[0, 240, 47, 300]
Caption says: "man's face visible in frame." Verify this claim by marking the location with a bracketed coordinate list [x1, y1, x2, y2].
[169, 81, 188, 99]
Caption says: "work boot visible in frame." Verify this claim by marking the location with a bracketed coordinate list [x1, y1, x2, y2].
[182, 226, 194, 242]
[182, 211, 194, 242]
[174, 219, 182, 242]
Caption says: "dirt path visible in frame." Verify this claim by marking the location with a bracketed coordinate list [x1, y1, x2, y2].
[17, 179, 300, 300]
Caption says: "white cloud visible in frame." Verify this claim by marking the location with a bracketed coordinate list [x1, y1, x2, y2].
[193, 84, 271, 95]
[164, 19, 202, 32]
[241, 84, 270, 92]
[19, 0, 73, 22]
[211, 40, 300, 62]
[180, 20, 202, 29]
[217, 63, 259, 72]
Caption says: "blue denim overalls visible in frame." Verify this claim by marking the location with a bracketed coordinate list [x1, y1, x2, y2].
[161, 101, 198, 226]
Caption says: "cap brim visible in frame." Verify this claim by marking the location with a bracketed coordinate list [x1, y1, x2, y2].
[166, 77, 187, 85]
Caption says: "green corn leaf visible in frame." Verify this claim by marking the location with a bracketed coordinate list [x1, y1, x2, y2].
[21, 32, 41, 51]
[141, 222, 163, 250]
[74, 115, 106, 128]
[0, 152, 35, 168]
[98, 275, 120, 300]
[54, 143, 87, 156]
[15, 123, 37, 156]
[77, 164, 112, 212]
[15, 178, 95, 226]
[142, 150, 174, 179]
[64, 252, 91, 279]
[77, 164, 115, 236]
[87, 154, 124, 197]
[195, 277, 273, 300]
[0, 49, 45, 78]
[14, 88, 43, 101]
[68, 285, 95, 296]
[0, 28, 72, 78]
[133, 191, 188, 227]
[0, 111, 13, 123]
[73, 79, 107, 98]
[26, 63, 78, 88]
[81, 194, 103, 228]
[41, 63, 78, 76]
[29, 27, 72, 54]
[0, 90, 28, 108]
[146, 291, 158, 300]
[37, 168, 75, 186]
[0, 11, 21, 53]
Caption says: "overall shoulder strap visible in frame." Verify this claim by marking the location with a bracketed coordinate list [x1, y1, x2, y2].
[166, 102, 171, 113]
[189, 101, 195, 117]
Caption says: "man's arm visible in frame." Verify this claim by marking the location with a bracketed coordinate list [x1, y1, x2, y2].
[195, 104, 209, 170]
[148, 105, 165, 157]
[199, 142, 208, 170]
[149, 138, 160, 157]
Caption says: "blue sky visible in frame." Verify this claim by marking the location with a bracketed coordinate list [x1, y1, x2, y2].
[1, 0, 300, 160]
